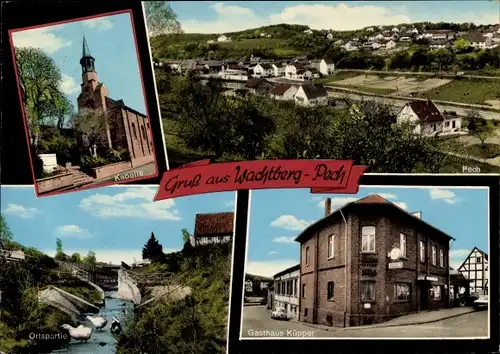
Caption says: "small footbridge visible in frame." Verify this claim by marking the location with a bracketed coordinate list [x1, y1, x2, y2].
[117, 267, 189, 307]
[56, 261, 120, 290]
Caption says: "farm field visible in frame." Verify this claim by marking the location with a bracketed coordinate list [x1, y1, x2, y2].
[218, 38, 301, 56]
[416, 79, 500, 106]
[324, 74, 452, 97]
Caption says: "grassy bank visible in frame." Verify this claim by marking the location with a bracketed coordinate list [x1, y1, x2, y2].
[464, 143, 500, 160]
[59, 283, 103, 305]
[117, 243, 232, 354]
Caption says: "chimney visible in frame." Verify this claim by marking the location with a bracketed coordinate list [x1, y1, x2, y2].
[411, 211, 422, 219]
[325, 198, 332, 217]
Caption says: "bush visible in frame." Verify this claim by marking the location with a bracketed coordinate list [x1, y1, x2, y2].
[106, 148, 131, 163]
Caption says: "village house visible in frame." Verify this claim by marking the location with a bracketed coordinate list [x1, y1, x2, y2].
[304, 29, 313, 35]
[457, 247, 489, 296]
[204, 61, 225, 73]
[385, 40, 397, 50]
[245, 78, 275, 95]
[462, 33, 493, 49]
[396, 100, 462, 137]
[423, 30, 454, 40]
[406, 28, 419, 36]
[487, 24, 500, 35]
[271, 63, 286, 77]
[310, 58, 335, 76]
[334, 39, 344, 46]
[285, 64, 311, 80]
[363, 42, 381, 50]
[399, 36, 412, 42]
[252, 63, 274, 77]
[391, 27, 400, 33]
[272, 264, 301, 320]
[294, 84, 328, 107]
[269, 84, 298, 101]
[217, 35, 230, 42]
[343, 42, 360, 52]
[326, 33, 334, 40]
[250, 54, 262, 64]
[429, 39, 452, 50]
[296, 196, 453, 327]
[192, 212, 234, 246]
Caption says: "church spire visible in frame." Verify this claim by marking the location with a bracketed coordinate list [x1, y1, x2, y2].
[80, 35, 96, 74]
[82, 35, 92, 58]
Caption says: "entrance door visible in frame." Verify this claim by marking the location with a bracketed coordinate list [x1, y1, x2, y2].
[420, 283, 429, 311]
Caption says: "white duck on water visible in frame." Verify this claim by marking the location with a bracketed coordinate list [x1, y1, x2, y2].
[60, 324, 93, 343]
[86, 315, 108, 331]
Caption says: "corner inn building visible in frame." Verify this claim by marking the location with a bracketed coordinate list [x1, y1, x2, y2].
[295, 195, 453, 327]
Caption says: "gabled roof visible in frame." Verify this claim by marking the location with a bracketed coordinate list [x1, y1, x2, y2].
[299, 84, 328, 100]
[194, 212, 234, 237]
[323, 58, 334, 64]
[270, 84, 294, 96]
[258, 63, 273, 70]
[295, 194, 455, 243]
[457, 247, 488, 271]
[245, 78, 265, 89]
[430, 39, 451, 45]
[462, 33, 489, 43]
[106, 97, 147, 118]
[407, 100, 444, 123]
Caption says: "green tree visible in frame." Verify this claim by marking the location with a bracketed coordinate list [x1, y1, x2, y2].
[452, 38, 471, 53]
[15, 47, 73, 147]
[83, 250, 96, 265]
[144, 1, 183, 37]
[0, 214, 13, 245]
[432, 49, 456, 72]
[467, 112, 495, 149]
[182, 229, 191, 245]
[142, 232, 164, 261]
[70, 252, 82, 263]
[234, 98, 276, 160]
[177, 77, 239, 159]
[55, 238, 63, 257]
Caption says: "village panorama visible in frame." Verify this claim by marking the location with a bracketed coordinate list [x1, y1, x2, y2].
[147, 1, 500, 174]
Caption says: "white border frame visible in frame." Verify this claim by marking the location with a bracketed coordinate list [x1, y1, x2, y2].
[238, 185, 491, 341]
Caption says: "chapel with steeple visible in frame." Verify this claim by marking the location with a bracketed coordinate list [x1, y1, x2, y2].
[76, 35, 154, 168]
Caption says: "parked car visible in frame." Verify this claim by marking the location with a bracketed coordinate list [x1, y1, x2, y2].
[473, 295, 488, 310]
[270, 307, 289, 321]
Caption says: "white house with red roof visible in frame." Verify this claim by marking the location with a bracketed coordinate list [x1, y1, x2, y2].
[396, 100, 463, 136]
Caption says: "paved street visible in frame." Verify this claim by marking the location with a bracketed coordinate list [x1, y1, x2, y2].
[241, 306, 488, 338]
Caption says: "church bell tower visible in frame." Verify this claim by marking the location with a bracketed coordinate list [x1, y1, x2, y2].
[80, 35, 99, 92]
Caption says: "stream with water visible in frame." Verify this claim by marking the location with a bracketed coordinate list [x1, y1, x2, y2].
[52, 291, 134, 354]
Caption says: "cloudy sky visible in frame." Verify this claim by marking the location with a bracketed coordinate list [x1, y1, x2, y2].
[1, 186, 236, 265]
[10, 11, 147, 115]
[170, 1, 499, 33]
[244, 186, 489, 278]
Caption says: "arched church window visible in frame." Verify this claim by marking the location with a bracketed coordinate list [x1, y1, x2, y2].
[131, 123, 137, 140]
[141, 125, 147, 140]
